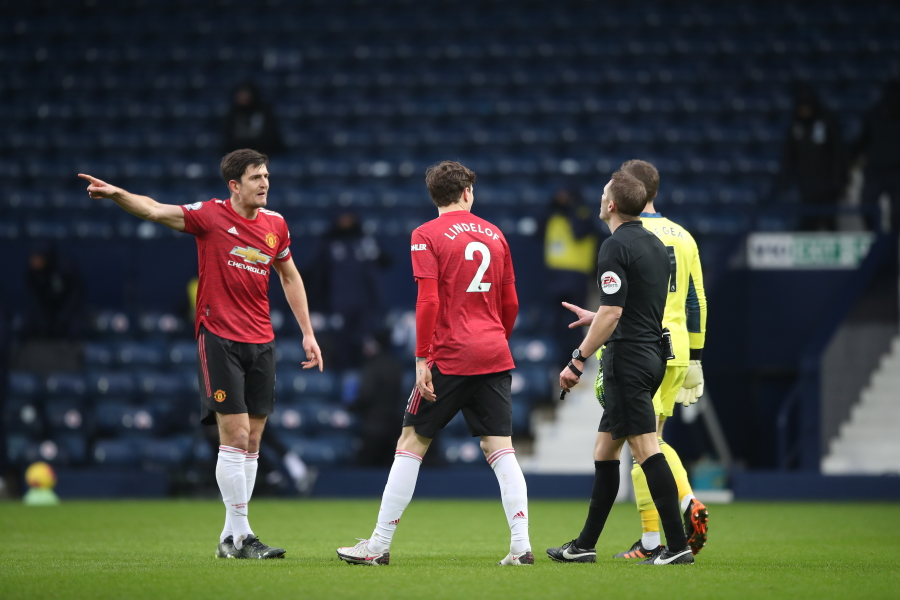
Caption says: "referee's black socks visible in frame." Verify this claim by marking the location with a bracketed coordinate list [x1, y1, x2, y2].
[575, 460, 620, 550]
[640, 452, 689, 552]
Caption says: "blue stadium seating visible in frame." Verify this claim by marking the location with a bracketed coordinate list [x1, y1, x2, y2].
[281, 434, 355, 467]
[5, 397, 43, 436]
[93, 439, 140, 467]
[44, 398, 89, 435]
[44, 373, 88, 398]
[3, 0, 897, 478]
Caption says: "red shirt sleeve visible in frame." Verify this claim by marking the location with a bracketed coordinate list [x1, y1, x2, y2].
[502, 239, 515, 285]
[275, 219, 292, 261]
[180, 200, 215, 237]
[410, 228, 438, 280]
[500, 282, 518, 339]
[415, 277, 439, 357]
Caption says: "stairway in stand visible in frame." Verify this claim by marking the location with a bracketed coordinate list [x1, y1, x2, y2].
[822, 334, 900, 475]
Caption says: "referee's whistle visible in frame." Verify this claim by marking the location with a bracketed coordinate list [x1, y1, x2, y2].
[558, 389, 568, 401]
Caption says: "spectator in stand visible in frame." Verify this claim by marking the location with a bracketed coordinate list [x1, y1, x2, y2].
[23, 243, 83, 340]
[350, 330, 406, 467]
[222, 82, 285, 156]
[541, 187, 598, 354]
[778, 85, 846, 231]
[855, 80, 900, 232]
[306, 211, 391, 370]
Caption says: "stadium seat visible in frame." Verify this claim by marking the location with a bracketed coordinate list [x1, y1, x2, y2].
[281, 370, 338, 399]
[87, 372, 135, 397]
[442, 437, 484, 466]
[281, 434, 355, 466]
[93, 439, 140, 467]
[83, 342, 115, 367]
[116, 342, 165, 367]
[168, 340, 197, 366]
[9, 372, 40, 397]
[94, 400, 162, 434]
[136, 435, 192, 466]
[4, 397, 43, 435]
[44, 373, 88, 398]
[44, 398, 89, 434]
[137, 372, 189, 396]
[268, 402, 314, 434]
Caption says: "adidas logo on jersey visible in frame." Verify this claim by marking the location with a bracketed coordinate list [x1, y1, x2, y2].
[389, 519, 400, 525]
[512, 511, 526, 520]
[227, 227, 239, 235]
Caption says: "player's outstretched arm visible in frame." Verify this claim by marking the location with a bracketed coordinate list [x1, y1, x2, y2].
[273, 257, 323, 371]
[562, 301, 596, 328]
[78, 174, 186, 231]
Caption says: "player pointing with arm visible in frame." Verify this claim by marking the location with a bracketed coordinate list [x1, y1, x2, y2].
[337, 161, 531, 566]
[79, 149, 322, 560]
[562, 160, 709, 558]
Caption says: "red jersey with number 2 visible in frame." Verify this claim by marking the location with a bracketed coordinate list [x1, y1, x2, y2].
[181, 199, 292, 344]
[410, 210, 516, 376]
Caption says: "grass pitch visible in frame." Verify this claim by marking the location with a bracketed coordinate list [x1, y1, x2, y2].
[1, 499, 898, 600]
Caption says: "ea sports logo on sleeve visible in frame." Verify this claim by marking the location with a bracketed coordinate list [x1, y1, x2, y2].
[600, 271, 621, 294]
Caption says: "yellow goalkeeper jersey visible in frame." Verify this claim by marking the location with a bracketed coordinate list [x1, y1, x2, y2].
[640, 213, 707, 366]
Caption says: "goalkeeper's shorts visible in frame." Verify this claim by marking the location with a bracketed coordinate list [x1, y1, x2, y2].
[651, 365, 688, 418]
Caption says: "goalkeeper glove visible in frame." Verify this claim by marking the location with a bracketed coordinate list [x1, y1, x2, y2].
[594, 346, 605, 408]
[678, 359, 704, 407]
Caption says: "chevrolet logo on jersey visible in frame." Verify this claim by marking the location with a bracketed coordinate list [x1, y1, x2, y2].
[230, 246, 272, 265]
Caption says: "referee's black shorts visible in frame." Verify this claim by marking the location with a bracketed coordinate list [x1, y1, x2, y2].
[403, 364, 512, 439]
[196, 325, 276, 426]
[598, 342, 665, 440]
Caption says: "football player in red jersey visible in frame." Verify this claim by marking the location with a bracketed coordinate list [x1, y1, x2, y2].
[336, 161, 532, 566]
[78, 149, 322, 559]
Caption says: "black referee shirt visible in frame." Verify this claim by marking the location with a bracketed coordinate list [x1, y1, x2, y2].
[596, 220, 670, 344]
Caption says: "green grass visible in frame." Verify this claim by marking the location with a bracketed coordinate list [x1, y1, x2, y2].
[1, 499, 898, 599]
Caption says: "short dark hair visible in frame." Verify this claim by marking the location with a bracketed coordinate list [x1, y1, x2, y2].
[221, 149, 268, 185]
[620, 159, 659, 203]
[425, 161, 477, 207]
[608, 171, 647, 217]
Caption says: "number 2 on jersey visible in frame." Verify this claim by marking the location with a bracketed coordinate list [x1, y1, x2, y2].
[465, 241, 492, 292]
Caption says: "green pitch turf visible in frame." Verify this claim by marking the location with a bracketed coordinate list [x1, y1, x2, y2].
[1, 499, 898, 600]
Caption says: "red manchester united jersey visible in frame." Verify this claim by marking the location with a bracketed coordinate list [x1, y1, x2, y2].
[411, 210, 515, 375]
[181, 198, 291, 343]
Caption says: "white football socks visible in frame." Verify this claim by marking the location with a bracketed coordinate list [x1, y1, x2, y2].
[368, 451, 422, 554]
[642, 531, 661, 549]
[487, 448, 530, 555]
[219, 450, 259, 543]
[245, 452, 259, 500]
[680, 493, 695, 514]
[216, 445, 253, 548]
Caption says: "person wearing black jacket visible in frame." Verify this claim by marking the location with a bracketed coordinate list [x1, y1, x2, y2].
[778, 85, 846, 231]
[222, 82, 285, 156]
[855, 80, 900, 232]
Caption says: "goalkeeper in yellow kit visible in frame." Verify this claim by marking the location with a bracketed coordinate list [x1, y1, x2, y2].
[564, 159, 709, 558]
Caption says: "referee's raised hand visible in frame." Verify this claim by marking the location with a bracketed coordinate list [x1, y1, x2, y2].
[562, 301, 596, 329]
[302, 336, 324, 372]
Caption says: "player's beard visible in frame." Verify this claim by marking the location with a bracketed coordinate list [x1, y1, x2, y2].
[245, 190, 268, 209]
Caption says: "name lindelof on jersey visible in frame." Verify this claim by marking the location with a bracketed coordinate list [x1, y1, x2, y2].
[443, 221, 501, 242]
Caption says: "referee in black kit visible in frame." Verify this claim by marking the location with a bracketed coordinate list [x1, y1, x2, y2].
[547, 170, 694, 566]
